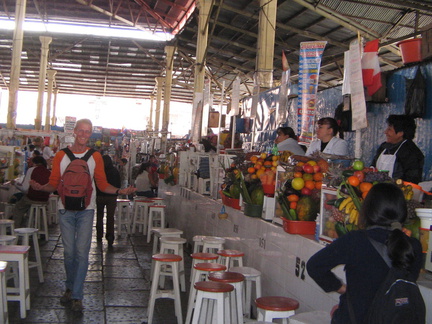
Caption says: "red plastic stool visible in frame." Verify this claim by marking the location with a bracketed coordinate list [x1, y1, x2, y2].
[190, 252, 219, 282]
[208, 271, 245, 324]
[255, 296, 299, 324]
[192, 281, 234, 324]
[217, 249, 245, 269]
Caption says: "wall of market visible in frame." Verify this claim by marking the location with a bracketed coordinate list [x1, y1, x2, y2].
[241, 61, 432, 181]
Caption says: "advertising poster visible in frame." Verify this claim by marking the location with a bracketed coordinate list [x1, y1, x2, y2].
[297, 41, 327, 144]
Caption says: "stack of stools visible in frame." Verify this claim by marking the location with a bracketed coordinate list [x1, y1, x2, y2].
[146, 253, 183, 324]
[158, 236, 187, 292]
[185, 262, 227, 324]
[116, 198, 132, 237]
[202, 237, 226, 254]
[255, 296, 299, 324]
[0, 219, 15, 236]
[151, 228, 184, 254]
[230, 266, 262, 319]
[28, 203, 49, 241]
[217, 249, 244, 269]
[191, 281, 234, 324]
[208, 271, 245, 324]
[190, 252, 219, 282]
[131, 199, 153, 234]
[146, 205, 166, 243]
[14, 228, 44, 283]
[47, 195, 59, 225]
[0, 261, 8, 324]
[0, 245, 30, 319]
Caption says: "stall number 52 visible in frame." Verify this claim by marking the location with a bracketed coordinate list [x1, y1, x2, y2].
[295, 257, 306, 280]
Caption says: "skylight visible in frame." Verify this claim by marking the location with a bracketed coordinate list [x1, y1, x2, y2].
[0, 18, 174, 42]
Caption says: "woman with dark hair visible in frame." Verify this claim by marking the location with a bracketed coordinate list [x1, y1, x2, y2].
[307, 183, 423, 323]
[96, 155, 121, 245]
[274, 127, 305, 155]
[371, 114, 424, 183]
[134, 162, 157, 198]
[306, 117, 348, 156]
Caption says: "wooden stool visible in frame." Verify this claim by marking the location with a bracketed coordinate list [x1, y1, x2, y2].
[230, 266, 262, 318]
[217, 249, 244, 269]
[47, 195, 59, 225]
[255, 296, 299, 324]
[202, 237, 225, 254]
[150, 197, 164, 205]
[131, 199, 153, 234]
[146, 253, 182, 324]
[14, 228, 44, 283]
[0, 245, 30, 319]
[151, 228, 183, 254]
[208, 271, 245, 324]
[190, 252, 219, 282]
[185, 262, 227, 324]
[146, 205, 166, 243]
[0, 219, 15, 236]
[28, 204, 49, 241]
[192, 281, 233, 324]
[158, 236, 187, 291]
[0, 261, 8, 324]
[116, 199, 131, 237]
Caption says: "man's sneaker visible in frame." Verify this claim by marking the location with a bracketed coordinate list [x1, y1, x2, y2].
[71, 299, 83, 312]
[60, 289, 72, 304]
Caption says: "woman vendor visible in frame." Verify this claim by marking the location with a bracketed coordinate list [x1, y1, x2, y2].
[371, 114, 424, 184]
[306, 117, 348, 156]
[274, 127, 305, 155]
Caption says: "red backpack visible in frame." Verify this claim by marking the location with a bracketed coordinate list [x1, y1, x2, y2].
[58, 148, 95, 211]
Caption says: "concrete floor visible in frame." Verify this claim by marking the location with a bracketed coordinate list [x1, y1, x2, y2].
[7, 220, 192, 324]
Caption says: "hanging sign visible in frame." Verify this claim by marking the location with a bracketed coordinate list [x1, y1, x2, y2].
[297, 41, 327, 144]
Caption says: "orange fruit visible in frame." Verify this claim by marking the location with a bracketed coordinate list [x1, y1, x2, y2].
[313, 172, 324, 181]
[250, 174, 258, 180]
[254, 162, 262, 170]
[359, 182, 373, 193]
[290, 202, 297, 209]
[272, 155, 279, 161]
[307, 160, 317, 166]
[260, 153, 267, 159]
[302, 173, 313, 181]
[247, 167, 256, 174]
[315, 181, 323, 190]
[250, 156, 258, 163]
[297, 162, 305, 167]
[294, 172, 303, 178]
[256, 169, 265, 178]
[287, 194, 300, 202]
[291, 178, 305, 190]
[304, 180, 316, 190]
[347, 175, 360, 187]
[263, 161, 273, 167]
[272, 161, 278, 167]
[362, 191, 368, 199]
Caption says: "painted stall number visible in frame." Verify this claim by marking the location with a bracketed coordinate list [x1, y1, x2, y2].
[295, 257, 306, 280]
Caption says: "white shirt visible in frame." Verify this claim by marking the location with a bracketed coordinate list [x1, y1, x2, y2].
[276, 138, 305, 156]
[42, 146, 54, 160]
[306, 137, 349, 156]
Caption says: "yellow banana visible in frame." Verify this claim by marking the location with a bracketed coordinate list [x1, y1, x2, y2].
[405, 190, 413, 201]
[345, 201, 355, 214]
[349, 209, 359, 225]
[338, 197, 352, 211]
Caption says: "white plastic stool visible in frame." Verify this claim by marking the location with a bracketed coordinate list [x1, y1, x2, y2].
[190, 252, 219, 283]
[28, 204, 49, 241]
[146, 205, 166, 243]
[0, 212, 5, 220]
[192, 281, 233, 324]
[146, 253, 183, 324]
[230, 266, 262, 318]
[0, 219, 15, 236]
[151, 228, 183, 254]
[116, 199, 131, 237]
[47, 195, 59, 225]
[0, 235, 18, 287]
[0, 235, 17, 245]
[14, 228, 44, 283]
[202, 237, 225, 254]
[131, 199, 153, 234]
[255, 296, 299, 324]
[158, 236, 187, 291]
[3, 203, 14, 220]
[150, 197, 164, 205]
[208, 271, 245, 324]
[0, 261, 8, 324]
[217, 249, 244, 269]
[192, 235, 207, 253]
[0, 245, 30, 319]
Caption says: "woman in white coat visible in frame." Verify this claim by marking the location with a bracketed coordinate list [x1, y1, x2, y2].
[306, 117, 348, 156]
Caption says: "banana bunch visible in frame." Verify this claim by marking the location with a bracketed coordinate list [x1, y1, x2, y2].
[338, 196, 359, 225]
[401, 185, 414, 201]
[278, 150, 293, 163]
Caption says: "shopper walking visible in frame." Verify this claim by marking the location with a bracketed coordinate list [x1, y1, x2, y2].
[30, 118, 136, 312]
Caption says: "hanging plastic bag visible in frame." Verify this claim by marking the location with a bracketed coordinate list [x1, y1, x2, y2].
[405, 67, 426, 118]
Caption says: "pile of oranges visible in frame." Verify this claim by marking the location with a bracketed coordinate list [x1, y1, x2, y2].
[246, 153, 279, 180]
[291, 160, 324, 196]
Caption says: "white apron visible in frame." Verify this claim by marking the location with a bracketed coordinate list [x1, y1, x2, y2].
[376, 140, 407, 177]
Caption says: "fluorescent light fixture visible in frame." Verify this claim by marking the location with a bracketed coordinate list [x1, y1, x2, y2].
[0, 18, 174, 42]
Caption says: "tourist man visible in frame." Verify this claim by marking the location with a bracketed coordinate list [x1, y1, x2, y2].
[30, 118, 136, 312]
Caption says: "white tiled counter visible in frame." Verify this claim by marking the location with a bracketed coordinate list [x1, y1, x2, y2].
[160, 183, 432, 321]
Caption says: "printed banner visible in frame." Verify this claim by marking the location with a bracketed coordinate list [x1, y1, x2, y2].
[349, 39, 368, 130]
[297, 41, 327, 144]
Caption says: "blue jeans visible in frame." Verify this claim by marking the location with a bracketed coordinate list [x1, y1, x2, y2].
[59, 209, 94, 300]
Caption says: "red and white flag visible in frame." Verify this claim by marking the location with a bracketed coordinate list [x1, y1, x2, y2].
[361, 39, 382, 96]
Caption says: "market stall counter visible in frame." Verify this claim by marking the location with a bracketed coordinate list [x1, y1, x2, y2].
[159, 181, 432, 322]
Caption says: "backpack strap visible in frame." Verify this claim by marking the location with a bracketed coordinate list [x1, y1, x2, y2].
[62, 147, 76, 161]
[81, 148, 95, 162]
[366, 232, 392, 268]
